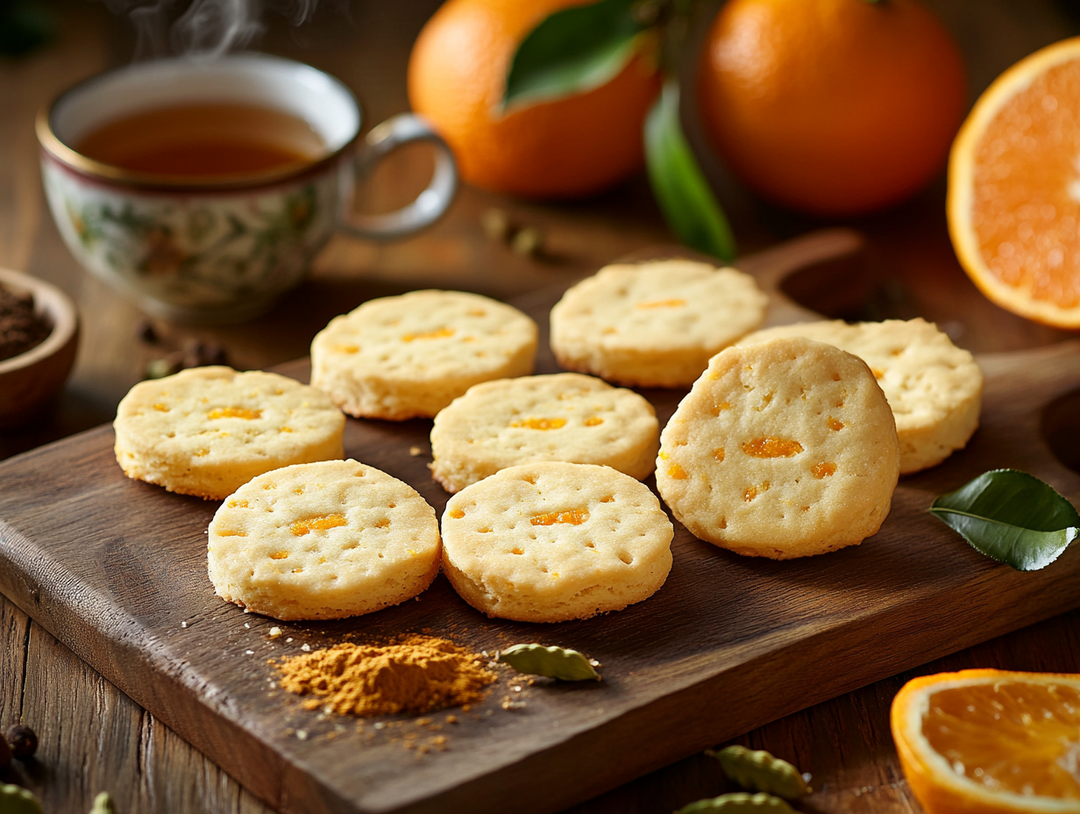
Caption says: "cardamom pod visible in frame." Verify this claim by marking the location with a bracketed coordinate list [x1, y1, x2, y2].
[497, 643, 600, 681]
[0, 783, 44, 814]
[707, 745, 809, 800]
[675, 792, 796, 813]
[89, 792, 116, 814]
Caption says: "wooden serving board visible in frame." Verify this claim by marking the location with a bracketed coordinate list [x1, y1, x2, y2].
[2, 231, 1080, 814]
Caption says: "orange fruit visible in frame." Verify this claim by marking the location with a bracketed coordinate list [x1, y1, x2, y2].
[948, 37, 1080, 330]
[696, 0, 966, 217]
[407, 0, 661, 199]
[890, 669, 1080, 813]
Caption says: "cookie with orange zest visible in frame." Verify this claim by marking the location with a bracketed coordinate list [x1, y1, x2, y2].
[113, 366, 344, 500]
[655, 337, 899, 559]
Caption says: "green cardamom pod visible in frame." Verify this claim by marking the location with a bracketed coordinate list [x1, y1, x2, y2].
[0, 783, 44, 814]
[707, 745, 809, 800]
[89, 791, 117, 814]
[674, 791, 796, 813]
[497, 643, 600, 681]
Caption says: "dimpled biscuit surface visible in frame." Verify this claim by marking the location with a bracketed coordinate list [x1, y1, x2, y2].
[113, 366, 345, 500]
[310, 289, 538, 420]
[207, 459, 441, 621]
[738, 318, 983, 474]
[429, 372, 659, 493]
[549, 259, 768, 387]
[656, 337, 900, 559]
[441, 461, 673, 622]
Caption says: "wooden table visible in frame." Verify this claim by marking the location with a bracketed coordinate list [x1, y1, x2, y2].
[2, 1, 1079, 812]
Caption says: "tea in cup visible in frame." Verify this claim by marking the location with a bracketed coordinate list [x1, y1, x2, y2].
[37, 52, 457, 324]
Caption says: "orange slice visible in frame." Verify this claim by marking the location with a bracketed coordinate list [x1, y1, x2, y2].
[948, 37, 1080, 329]
[890, 669, 1080, 813]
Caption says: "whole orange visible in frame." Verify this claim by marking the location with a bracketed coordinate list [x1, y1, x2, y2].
[407, 0, 661, 199]
[697, 0, 967, 217]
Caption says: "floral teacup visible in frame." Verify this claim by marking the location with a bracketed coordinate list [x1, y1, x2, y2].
[37, 53, 457, 324]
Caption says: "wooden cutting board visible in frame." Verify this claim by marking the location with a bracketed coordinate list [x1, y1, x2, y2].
[2, 230, 1079, 814]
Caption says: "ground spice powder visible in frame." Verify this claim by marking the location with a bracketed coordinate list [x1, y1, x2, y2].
[275, 634, 497, 716]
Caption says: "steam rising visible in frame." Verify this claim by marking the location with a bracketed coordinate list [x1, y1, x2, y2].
[102, 0, 321, 60]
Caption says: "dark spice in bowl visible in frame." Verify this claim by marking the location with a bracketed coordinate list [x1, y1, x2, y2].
[0, 283, 51, 362]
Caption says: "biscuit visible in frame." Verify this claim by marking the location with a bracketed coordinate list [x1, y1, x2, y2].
[441, 461, 673, 622]
[655, 337, 900, 559]
[549, 259, 768, 388]
[207, 459, 441, 621]
[113, 366, 345, 500]
[310, 289, 538, 420]
[738, 318, 982, 473]
[429, 372, 659, 493]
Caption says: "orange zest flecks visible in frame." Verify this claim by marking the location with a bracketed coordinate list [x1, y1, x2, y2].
[402, 327, 455, 342]
[713, 448, 726, 462]
[290, 514, 347, 536]
[510, 417, 567, 430]
[448, 508, 465, 519]
[812, 462, 837, 478]
[207, 407, 263, 420]
[152, 403, 169, 412]
[741, 437, 803, 458]
[667, 463, 689, 479]
[743, 481, 770, 501]
[583, 416, 604, 427]
[531, 509, 589, 526]
[871, 368, 886, 379]
[712, 401, 732, 415]
[636, 298, 687, 309]
[335, 344, 360, 354]
[227, 499, 249, 509]
[828, 416, 845, 431]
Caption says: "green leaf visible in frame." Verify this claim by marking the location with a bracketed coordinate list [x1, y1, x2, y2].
[644, 80, 736, 262]
[929, 469, 1080, 571]
[502, 0, 648, 111]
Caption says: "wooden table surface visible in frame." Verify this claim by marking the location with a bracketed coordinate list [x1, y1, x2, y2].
[2, 1, 1080, 812]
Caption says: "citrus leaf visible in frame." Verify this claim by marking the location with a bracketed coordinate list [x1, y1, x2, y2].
[929, 469, 1080, 571]
[502, 0, 647, 110]
[644, 79, 736, 262]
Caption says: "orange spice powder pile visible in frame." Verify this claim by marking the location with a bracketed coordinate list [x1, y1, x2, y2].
[274, 634, 497, 716]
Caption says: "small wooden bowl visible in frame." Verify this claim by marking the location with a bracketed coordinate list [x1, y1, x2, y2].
[0, 268, 79, 429]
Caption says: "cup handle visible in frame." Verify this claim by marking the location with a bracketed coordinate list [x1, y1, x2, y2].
[338, 113, 458, 240]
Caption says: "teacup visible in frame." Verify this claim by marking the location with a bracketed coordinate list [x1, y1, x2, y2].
[36, 53, 457, 324]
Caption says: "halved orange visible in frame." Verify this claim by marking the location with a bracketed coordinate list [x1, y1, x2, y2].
[891, 669, 1080, 813]
[948, 37, 1080, 329]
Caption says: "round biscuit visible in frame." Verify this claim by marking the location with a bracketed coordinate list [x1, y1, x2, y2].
[656, 337, 900, 559]
[310, 289, 538, 420]
[429, 372, 659, 493]
[738, 318, 983, 473]
[441, 461, 673, 622]
[549, 259, 768, 388]
[207, 459, 441, 621]
[113, 366, 345, 500]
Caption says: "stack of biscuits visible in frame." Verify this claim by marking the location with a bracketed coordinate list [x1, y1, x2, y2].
[111, 263, 983, 624]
